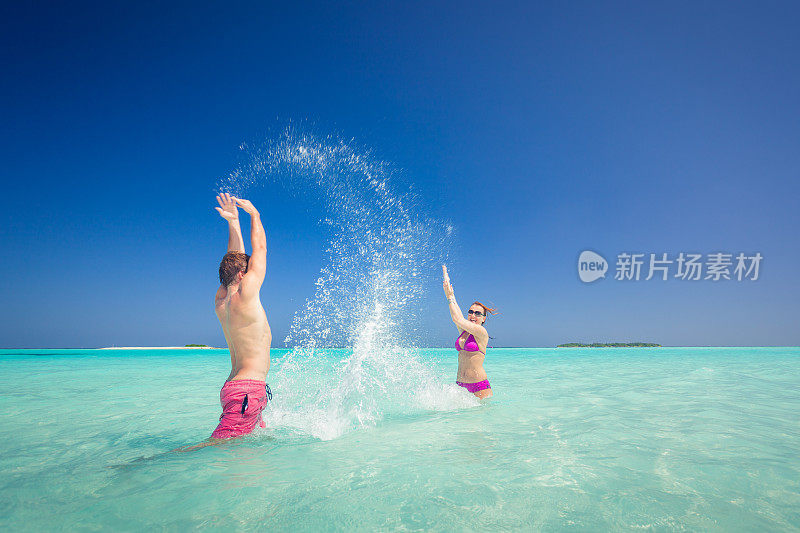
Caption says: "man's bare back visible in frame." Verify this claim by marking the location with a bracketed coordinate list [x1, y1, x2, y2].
[215, 283, 271, 381]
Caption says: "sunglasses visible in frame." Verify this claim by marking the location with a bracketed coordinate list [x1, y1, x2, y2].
[467, 310, 485, 317]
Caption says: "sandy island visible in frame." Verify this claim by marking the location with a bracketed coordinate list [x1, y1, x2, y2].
[99, 346, 222, 350]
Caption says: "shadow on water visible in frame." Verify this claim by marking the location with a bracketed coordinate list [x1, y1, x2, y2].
[108, 434, 279, 470]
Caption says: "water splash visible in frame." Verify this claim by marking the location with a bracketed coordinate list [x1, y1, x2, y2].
[219, 127, 476, 440]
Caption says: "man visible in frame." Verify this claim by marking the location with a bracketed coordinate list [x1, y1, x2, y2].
[210, 193, 272, 440]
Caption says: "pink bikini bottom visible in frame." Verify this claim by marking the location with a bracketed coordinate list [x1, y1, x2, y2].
[456, 380, 491, 393]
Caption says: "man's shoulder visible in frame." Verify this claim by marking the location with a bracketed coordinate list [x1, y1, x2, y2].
[240, 273, 265, 298]
[215, 285, 227, 300]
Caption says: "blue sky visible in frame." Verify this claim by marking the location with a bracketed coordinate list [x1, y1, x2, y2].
[1, 2, 798, 348]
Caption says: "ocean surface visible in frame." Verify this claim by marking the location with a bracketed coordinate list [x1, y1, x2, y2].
[1, 346, 799, 531]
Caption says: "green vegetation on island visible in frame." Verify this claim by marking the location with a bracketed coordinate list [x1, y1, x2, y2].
[185, 344, 211, 348]
[557, 342, 661, 348]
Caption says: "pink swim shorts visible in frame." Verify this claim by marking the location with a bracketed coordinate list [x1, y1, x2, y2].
[456, 379, 491, 393]
[211, 379, 272, 440]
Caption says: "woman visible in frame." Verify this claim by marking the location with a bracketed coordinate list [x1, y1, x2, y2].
[442, 265, 495, 399]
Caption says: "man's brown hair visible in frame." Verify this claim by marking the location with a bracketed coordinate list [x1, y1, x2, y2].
[219, 252, 250, 286]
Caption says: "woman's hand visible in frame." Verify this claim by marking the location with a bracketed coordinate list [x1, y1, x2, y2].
[215, 193, 239, 222]
[442, 265, 455, 300]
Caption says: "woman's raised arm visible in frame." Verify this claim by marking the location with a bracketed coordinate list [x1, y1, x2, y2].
[442, 265, 487, 338]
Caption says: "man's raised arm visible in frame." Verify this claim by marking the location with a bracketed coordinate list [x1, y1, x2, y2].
[235, 198, 267, 288]
[215, 193, 245, 253]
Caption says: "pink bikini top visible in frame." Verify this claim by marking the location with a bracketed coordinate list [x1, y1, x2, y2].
[456, 333, 485, 354]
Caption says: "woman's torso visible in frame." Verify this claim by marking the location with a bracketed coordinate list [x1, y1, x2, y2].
[455, 331, 488, 383]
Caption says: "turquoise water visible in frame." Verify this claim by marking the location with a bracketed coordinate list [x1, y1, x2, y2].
[1, 347, 799, 531]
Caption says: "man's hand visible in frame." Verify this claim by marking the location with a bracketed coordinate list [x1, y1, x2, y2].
[235, 198, 259, 216]
[215, 193, 239, 222]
